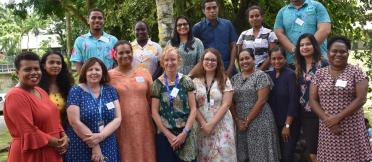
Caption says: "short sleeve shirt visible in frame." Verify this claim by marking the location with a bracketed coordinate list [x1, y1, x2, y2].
[151, 73, 195, 130]
[131, 39, 162, 76]
[70, 32, 118, 69]
[237, 27, 278, 66]
[193, 18, 238, 68]
[274, 0, 331, 64]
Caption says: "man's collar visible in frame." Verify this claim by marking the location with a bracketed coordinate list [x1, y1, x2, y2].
[289, 0, 309, 9]
[205, 17, 220, 25]
[87, 31, 109, 43]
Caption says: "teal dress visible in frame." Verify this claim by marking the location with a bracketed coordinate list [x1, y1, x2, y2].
[151, 73, 197, 161]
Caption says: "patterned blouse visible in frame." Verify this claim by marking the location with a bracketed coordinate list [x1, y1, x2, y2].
[299, 59, 328, 112]
[151, 73, 197, 161]
[166, 38, 204, 74]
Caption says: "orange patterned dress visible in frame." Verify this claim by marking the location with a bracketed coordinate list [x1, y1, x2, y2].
[109, 67, 156, 162]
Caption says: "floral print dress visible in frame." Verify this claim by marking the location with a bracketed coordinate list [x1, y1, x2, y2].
[193, 78, 237, 162]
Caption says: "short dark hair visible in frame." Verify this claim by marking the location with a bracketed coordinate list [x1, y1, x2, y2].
[79, 57, 110, 84]
[245, 5, 264, 16]
[202, 0, 218, 9]
[88, 8, 105, 18]
[14, 51, 40, 70]
[134, 20, 149, 31]
[269, 46, 286, 59]
[327, 36, 351, 50]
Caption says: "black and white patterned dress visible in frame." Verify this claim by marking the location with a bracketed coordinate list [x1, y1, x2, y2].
[231, 69, 280, 162]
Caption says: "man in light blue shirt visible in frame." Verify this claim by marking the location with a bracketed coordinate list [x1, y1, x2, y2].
[274, 0, 331, 66]
[70, 8, 118, 72]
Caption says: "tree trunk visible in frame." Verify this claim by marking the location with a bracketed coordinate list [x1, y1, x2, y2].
[155, 0, 174, 47]
[65, 12, 72, 68]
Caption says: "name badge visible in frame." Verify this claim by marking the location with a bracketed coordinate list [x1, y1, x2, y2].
[98, 120, 104, 132]
[210, 99, 215, 106]
[295, 18, 304, 26]
[254, 38, 262, 44]
[106, 102, 115, 110]
[135, 76, 145, 83]
[170, 88, 179, 98]
[335, 80, 347, 87]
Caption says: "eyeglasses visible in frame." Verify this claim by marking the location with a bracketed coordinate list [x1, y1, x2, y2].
[204, 58, 217, 63]
[176, 23, 189, 28]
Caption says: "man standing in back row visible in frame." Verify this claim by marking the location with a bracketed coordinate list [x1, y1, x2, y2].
[193, 0, 238, 76]
[274, 0, 331, 68]
[70, 8, 118, 73]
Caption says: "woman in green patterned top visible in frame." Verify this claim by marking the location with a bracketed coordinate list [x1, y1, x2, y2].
[151, 46, 198, 162]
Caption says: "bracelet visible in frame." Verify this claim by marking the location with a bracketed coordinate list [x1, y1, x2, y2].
[291, 47, 296, 53]
[183, 127, 190, 134]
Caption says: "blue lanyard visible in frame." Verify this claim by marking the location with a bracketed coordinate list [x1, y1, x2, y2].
[86, 84, 103, 120]
[164, 73, 179, 112]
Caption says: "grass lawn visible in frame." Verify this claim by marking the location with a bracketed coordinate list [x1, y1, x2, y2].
[0, 129, 10, 162]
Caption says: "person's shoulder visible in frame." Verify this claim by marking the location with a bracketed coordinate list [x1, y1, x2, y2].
[283, 67, 296, 77]
[262, 27, 273, 33]
[193, 19, 205, 28]
[5, 87, 23, 97]
[149, 40, 161, 47]
[74, 33, 89, 41]
[309, 0, 325, 7]
[193, 37, 203, 43]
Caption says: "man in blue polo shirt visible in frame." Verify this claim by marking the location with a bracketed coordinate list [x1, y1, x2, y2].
[274, 0, 331, 68]
[193, 0, 238, 76]
[70, 8, 118, 73]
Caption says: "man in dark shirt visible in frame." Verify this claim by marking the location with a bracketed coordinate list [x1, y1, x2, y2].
[193, 0, 238, 76]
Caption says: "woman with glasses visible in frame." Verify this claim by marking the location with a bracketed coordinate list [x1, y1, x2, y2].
[309, 36, 372, 161]
[168, 16, 204, 75]
[191, 48, 237, 161]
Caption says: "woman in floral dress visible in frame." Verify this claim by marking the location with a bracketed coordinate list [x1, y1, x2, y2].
[191, 48, 237, 162]
[309, 36, 372, 161]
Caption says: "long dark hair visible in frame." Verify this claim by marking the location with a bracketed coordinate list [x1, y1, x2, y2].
[170, 16, 195, 52]
[294, 33, 322, 78]
[190, 48, 226, 92]
[39, 51, 74, 100]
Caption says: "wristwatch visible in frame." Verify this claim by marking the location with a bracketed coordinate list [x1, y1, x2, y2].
[285, 124, 290, 128]
[183, 127, 190, 134]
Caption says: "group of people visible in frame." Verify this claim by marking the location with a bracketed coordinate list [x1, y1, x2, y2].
[3, 0, 372, 162]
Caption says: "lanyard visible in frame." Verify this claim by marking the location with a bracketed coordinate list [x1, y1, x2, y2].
[204, 78, 215, 103]
[86, 84, 103, 120]
[164, 73, 179, 112]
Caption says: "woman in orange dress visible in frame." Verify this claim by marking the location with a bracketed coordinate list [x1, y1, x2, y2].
[109, 40, 156, 162]
[4, 51, 68, 162]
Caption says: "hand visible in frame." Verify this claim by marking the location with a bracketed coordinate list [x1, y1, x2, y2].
[91, 145, 103, 162]
[171, 132, 187, 150]
[201, 122, 214, 136]
[84, 133, 103, 148]
[281, 127, 290, 142]
[165, 133, 177, 147]
[324, 114, 341, 128]
[57, 135, 69, 154]
[236, 119, 247, 132]
[329, 124, 342, 135]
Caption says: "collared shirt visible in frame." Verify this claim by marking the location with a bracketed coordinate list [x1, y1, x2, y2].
[237, 26, 278, 67]
[70, 32, 118, 69]
[131, 39, 162, 76]
[274, 0, 331, 64]
[193, 18, 238, 68]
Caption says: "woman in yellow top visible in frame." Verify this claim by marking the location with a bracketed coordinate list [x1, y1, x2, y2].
[39, 51, 74, 125]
